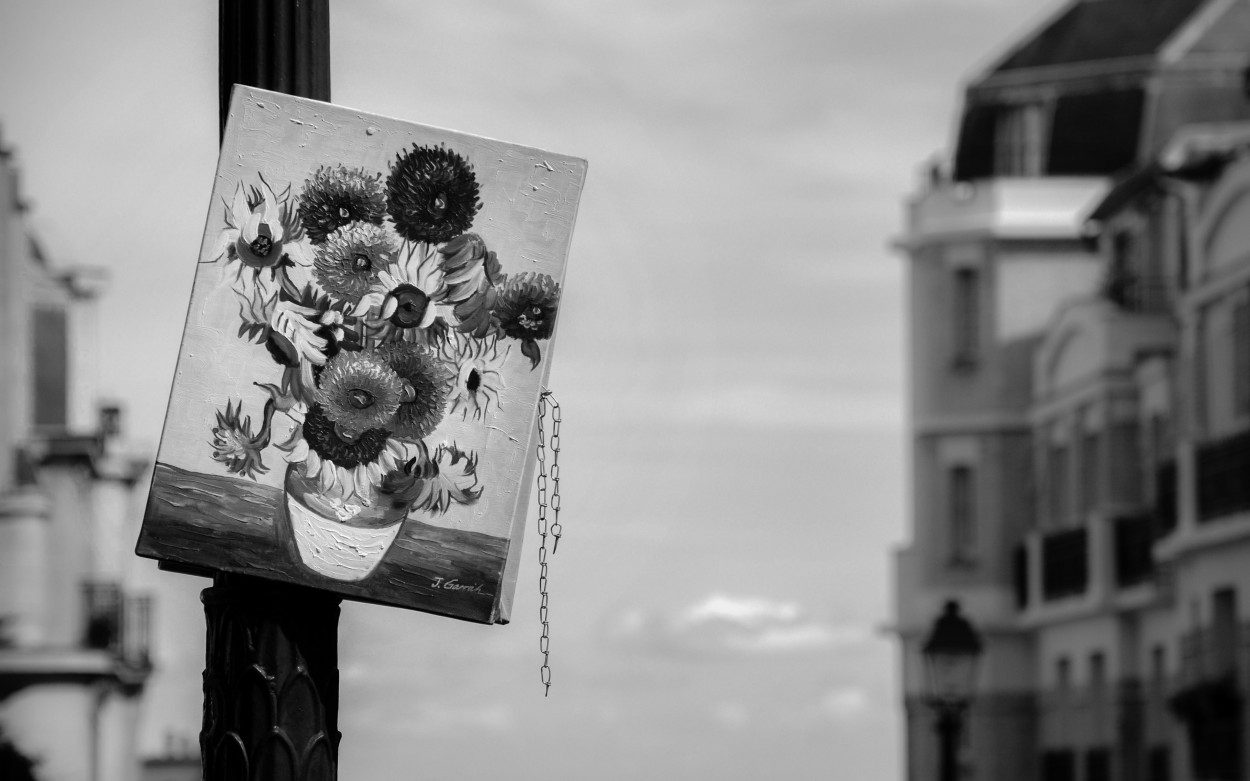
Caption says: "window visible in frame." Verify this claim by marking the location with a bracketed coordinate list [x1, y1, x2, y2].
[1085, 748, 1111, 781]
[1236, 297, 1250, 416]
[1042, 749, 1077, 781]
[1105, 232, 1137, 308]
[1201, 292, 1250, 436]
[1047, 89, 1143, 176]
[1056, 656, 1071, 689]
[949, 465, 976, 564]
[1148, 746, 1171, 781]
[1113, 514, 1153, 588]
[1089, 651, 1106, 690]
[1195, 428, 1250, 521]
[1213, 587, 1238, 676]
[1013, 544, 1029, 609]
[995, 103, 1046, 176]
[1042, 527, 1088, 600]
[952, 267, 980, 368]
[1150, 645, 1166, 689]
[32, 306, 68, 428]
[1080, 428, 1101, 514]
[1149, 414, 1171, 466]
[1107, 421, 1140, 505]
[1050, 443, 1070, 526]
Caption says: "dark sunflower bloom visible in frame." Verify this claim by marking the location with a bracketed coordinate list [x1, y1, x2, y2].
[495, 272, 560, 341]
[299, 165, 388, 244]
[494, 272, 561, 369]
[386, 145, 482, 244]
[376, 342, 453, 440]
[314, 350, 406, 440]
[302, 404, 391, 469]
[312, 222, 397, 305]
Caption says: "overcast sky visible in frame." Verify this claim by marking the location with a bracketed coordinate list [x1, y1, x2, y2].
[0, 1, 1048, 778]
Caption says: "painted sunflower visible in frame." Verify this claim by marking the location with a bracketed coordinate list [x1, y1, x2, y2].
[298, 165, 388, 244]
[385, 144, 482, 244]
[438, 233, 503, 338]
[213, 176, 310, 271]
[412, 443, 483, 514]
[442, 334, 508, 422]
[209, 400, 269, 479]
[376, 342, 453, 440]
[352, 242, 451, 345]
[312, 222, 399, 306]
[313, 350, 408, 440]
[286, 403, 407, 502]
[493, 272, 561, 368]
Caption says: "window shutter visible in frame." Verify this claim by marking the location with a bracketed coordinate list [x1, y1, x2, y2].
[32, 306, 68, 429]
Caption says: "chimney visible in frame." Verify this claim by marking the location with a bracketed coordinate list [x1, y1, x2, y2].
[99, 404, 122, 440]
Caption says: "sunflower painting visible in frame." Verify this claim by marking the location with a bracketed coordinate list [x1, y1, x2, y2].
[135, 88, 587, 624]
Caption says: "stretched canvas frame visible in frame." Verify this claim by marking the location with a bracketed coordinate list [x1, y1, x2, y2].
[136, 87, 586, 624]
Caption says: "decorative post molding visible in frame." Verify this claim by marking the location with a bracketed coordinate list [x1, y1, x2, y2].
[201, 578, 341, 780]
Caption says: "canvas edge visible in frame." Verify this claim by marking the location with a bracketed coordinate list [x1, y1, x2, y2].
[134, 87, 248, 565]
[493, 161, 589, 625]
[231, 85, 591, 171]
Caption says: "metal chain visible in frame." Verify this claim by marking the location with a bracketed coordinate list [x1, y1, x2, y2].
[536, 390, 562, 696]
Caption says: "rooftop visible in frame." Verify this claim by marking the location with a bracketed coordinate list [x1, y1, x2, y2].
[993, 0, 1206, 72]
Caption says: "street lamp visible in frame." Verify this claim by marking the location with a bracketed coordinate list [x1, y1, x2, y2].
[922, 600, 983, 781]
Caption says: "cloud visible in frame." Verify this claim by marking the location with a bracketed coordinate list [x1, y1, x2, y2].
[678, 594, 802, 627]
[606, 593, 872, 659]
[711, 701, 752, 730]
[351, 701, 516, 738]
[667, 383, 903, 433]
[817, 687, 871, 721]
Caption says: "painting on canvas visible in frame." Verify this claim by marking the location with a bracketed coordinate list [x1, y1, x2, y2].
[136, 87, 586, 624]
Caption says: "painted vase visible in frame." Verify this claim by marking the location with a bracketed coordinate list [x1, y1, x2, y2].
[278, 462, 412, 582]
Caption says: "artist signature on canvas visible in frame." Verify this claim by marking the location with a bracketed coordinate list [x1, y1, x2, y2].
[431, 576, 490, 596]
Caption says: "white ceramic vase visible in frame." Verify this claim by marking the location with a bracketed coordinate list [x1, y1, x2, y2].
[280, 462, 410, 582]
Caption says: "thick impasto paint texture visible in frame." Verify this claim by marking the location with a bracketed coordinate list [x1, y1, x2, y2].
[136, 88, 586, 624]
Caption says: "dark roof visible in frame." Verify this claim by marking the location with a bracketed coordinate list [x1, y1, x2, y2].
[994, 0, 1207, 72]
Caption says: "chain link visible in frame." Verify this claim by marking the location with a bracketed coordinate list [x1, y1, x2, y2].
[536, 390, 562, 696]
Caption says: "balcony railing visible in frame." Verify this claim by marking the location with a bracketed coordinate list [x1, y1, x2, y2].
[1175, 624, 1250, 691]
[1113, 514, 1155, 588]
[1040, 679, 1174, 781]
[1196, 430, 1250, 522]
[81, 581, 151, 667]
[82, 581, 121, 651]
[122, 595, 152, 667]
[1168, 631, 1243, 781]
[1103, 266, 1169, 315]
[1042, 527, 1089, 601]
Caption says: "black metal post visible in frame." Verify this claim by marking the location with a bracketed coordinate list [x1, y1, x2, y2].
[218, 0, 331, 138]
[201, 576, 340, 779]
[202, 3, 336, 780]
[936, 707, 963, 781]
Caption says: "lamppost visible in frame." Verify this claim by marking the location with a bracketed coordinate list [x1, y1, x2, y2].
[922, 600, 983, 781]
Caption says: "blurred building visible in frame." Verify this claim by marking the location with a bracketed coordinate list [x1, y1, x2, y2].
[139, 734, 199, 781]
[893, 1, 1250, 779]
[0, 130, 156, 779]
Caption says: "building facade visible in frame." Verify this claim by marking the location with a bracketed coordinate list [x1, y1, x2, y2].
[0, 130, 155, 779]
[894, 1, 1250, 779]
